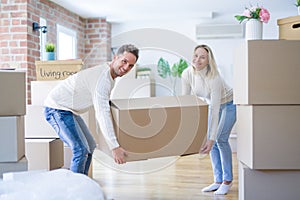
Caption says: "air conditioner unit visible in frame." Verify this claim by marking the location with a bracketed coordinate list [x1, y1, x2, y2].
[196, 24, 244, 39]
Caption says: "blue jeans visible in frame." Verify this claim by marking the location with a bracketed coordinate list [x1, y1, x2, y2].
[44, 107, 96, 175]
[209, 101, 236, 183]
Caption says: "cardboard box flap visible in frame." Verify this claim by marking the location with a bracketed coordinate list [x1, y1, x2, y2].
[111, 95, 206, 110]
[35, 59, 83, 65]
[277, 15, 300, 25]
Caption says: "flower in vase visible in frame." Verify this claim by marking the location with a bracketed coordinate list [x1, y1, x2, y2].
[235, 5, 270, 23]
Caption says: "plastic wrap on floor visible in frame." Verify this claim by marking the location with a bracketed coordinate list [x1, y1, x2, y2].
[0, 169, 106, 200]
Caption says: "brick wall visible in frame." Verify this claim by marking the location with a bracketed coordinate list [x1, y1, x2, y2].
[84, 18, 112, 69]
[0, 0, 111, 104]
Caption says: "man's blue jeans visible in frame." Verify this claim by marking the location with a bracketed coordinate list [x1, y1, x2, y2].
[44, 107, 96, 175]
[209, 100, 236, 183]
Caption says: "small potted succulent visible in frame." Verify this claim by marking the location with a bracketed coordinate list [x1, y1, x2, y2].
[295, 0, 300, 15]
[45, 42, 56, 60]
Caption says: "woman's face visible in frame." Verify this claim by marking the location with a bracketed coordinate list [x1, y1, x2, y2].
[192, 47, 209, 71]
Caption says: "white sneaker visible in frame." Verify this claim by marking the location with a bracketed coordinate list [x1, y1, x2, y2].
[214, 183, 232, 195]
[201, 183, 221, 192]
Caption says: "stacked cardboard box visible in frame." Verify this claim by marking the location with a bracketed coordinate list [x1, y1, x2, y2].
[233, 40, 300, 199]
[277, 15, 300, 40]
[0, 71, 27, 178]
[35, 59, 83, 81]
[26, 59, 84, 172]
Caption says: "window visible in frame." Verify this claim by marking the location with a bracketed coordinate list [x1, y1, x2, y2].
[57, 25, 77, 60]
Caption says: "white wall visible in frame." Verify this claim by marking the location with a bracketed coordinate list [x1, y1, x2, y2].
[111, 10, 294, 96]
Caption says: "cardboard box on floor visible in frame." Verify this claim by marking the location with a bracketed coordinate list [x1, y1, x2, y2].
[238, 161, 300, 200]
[0, 156, 28, 178]
[97, 95, 208, 161]
[0, 116, 25, 162]
[25, 138, 64, 171]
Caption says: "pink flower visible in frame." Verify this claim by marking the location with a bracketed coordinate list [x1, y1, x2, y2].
[235, 4, 271, 24]
[259, 7, 270, 23]
[242, 9, 251, 18]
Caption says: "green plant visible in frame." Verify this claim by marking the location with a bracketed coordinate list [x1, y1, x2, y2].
[295, 0, 300, 7]
[157, 57, 188, 95]
[45, 42, 55, 52]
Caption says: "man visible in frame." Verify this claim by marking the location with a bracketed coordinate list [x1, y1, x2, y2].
[44, 44, 139, 174]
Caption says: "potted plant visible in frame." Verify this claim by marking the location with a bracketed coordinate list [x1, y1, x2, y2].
[295, 0, 300, 15]
[45, 42, 56, 60]
[157, 57, 188, 95]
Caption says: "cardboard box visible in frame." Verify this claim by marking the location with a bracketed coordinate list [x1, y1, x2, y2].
[25, 138, 64, 170]
[0, 156, 28, 178]
[98, 95, 208, 161]
[236, 105, 300, 169]
[233, 40, 300, 105]
[239, 161, 300, 200]
[35, 59, 83, 81]
[31, 80, 62, 105]
[25, 105, 94, 139]
[277, 15, 300, 40]
[25, 105, 58, 138]
[0, 70, 26, 115]
[0, 116, 25, 162]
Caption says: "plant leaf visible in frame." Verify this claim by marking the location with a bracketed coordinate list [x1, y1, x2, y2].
[171, 58, 188, 77]
[177, 59, 188, 77]
[234, 15, 248, 23]
[171, 62, 178, 77]
[157, 57, 170, 78]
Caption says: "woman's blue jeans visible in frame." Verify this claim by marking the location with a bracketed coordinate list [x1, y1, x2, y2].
[44, 107, 96, 175]
[209, 101, 236, 183]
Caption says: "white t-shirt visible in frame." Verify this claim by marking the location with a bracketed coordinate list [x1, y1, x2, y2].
[44, 63, 119, 149]
[181, 66, 233, 140]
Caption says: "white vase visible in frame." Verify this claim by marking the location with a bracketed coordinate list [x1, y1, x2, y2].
[298, 7, 300, 15]
[245, 19, 263, 40]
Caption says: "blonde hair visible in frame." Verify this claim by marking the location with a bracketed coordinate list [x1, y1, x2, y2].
[194, 44, 219, 79]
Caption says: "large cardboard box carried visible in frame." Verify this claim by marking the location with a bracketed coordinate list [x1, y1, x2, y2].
[25, 138, 64, 170]
[35, 59, 83, 81]
[98, 95, 208, 161]
[0, 116, 25, 162]
[277, 15, 300, 40]
[236, 105, 300, 170]
[0, 70, 26, 116]
[239, 161, 300, 200]
[233, 40, 300, 105]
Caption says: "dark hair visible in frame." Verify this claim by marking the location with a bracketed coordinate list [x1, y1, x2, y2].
[117, 44, 139, 61]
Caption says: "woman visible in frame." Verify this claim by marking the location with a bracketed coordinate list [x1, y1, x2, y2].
[181, 44, 236, 195]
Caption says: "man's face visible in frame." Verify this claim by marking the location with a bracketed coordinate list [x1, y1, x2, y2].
[111, 51, 137, 77]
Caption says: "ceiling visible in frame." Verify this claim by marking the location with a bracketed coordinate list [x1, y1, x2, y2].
[50, 0, 295, 23]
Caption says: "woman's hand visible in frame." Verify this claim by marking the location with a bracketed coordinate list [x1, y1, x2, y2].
[200, 140, 214, 154]
[112, 146, 127, 164]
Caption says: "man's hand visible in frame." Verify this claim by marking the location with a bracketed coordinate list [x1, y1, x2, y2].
[200, 140, 214, 154]
[112, 146, 127, 164]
